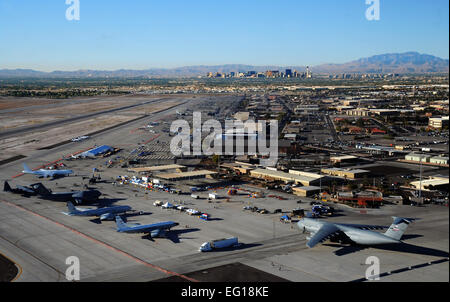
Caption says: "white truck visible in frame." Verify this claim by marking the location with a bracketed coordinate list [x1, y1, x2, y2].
[153, 200, 163, 207]
[186, 208, 200, 216]
[199, 237, 239, 252]
[209, 193, 218, 199]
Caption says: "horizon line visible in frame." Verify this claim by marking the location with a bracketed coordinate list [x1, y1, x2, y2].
[1, 52, 449, 74]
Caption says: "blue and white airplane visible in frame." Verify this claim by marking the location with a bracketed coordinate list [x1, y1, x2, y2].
[22, 163, 73, 179]
[63, 202, 132, 221]
[115, 216, 179, 239]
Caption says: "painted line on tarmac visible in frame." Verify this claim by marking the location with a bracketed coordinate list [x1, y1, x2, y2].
[0, 250, 23, 282]
[143, 134, 161, 145]
[0, 199, 198, 282]
[350, 257, 450, 282]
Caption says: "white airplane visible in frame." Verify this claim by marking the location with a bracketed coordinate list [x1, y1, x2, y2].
[22, 163, 73, 179]
[71, 136, 90, 142]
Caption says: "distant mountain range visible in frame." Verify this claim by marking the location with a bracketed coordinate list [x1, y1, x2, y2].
[0, 52, 448, 78]
[314, 52, 449, 74]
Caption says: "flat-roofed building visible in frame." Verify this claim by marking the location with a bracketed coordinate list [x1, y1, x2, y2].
[128, 164, 187, 173]
[428, 116, 449, 129]
[346, 109, 370, 117]
[284, 133, 298, 141]
[336, 105, 355, 112]
[234, 112, 250, 121]
[410, 176, 449, 191]
[289, 170, 322, 179]
[430, 156, 449, 165]
[293, 186, 321, 197]
[330, 155, 358, 164]
[341, 100, 360, 106]
[370, 109, 414, 116]
[294, 105, 320, 113]
[405, 153, 431, 163]
[321, 168, 370, 179]
[250, 168, 323, 186]
[155, 170, 217, 181]
[220, 162, 256, 175]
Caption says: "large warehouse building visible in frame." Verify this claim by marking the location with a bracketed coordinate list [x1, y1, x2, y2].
[321, 168, 370, 179]
[155, 170, 217, 181]
[128, 164, 187, 173]
[250, 168, 326, 186]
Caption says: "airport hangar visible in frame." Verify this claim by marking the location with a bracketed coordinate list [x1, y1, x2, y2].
[155, 170, 218, 181]
[249, 168, 331, 187]
[128, 164, 188, 174]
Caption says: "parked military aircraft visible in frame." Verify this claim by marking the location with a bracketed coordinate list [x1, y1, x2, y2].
[3, 181, 37, 197]
[115, 216, 179, 238]
[31, 183, 101, 205]
[298, 217, 415, 248]
[22, 163, 73, 179]
[62, 202, 132, 221]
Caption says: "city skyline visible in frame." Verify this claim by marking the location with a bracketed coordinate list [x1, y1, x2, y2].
[0, 0, 448, 71]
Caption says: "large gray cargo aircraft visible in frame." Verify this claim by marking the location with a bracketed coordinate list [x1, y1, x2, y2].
[115, 216, 179, 239]
[298, 217, 415, 248]
[31, 183, 101, 205]
[4, 181, 37, 197]
[63, 202, 132, 221]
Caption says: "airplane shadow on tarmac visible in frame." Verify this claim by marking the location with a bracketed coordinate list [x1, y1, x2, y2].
[324, 238, 449, 258]
[141, 228, 201, 243]
[206, 218, 223, 221]
[201, 243, 263, 253]
[92, 198, 126, 207]
[89, 211, 151, 224]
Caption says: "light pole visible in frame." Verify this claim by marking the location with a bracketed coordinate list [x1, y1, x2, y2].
[319, 162, 322, 194]
[419, 158, 423, 200]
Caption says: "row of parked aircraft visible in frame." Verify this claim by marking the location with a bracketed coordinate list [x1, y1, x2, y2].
[4, 181, 180, 240]
[7, 162, 420, 249]
[4, 181, 101, 204]
[64, 203, 178, 238]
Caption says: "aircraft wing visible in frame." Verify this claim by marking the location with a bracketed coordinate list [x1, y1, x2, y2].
[306, 224, 342, 248]
[337, 223, 387, 231]
[17, 186, 35, 194]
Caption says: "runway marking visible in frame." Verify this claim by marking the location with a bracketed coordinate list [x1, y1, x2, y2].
[143, 134, 161, 145]
[155, 114, 174, 122]
[350, 258, 450, 282]
[0, 199, 198, 282]
[130, 127, 146, 134]
[0, 231, 64, 281]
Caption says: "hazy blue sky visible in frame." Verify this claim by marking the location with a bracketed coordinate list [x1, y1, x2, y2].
[0, 0, 448, 71]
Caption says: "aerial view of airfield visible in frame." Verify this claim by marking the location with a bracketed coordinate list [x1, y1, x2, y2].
[0, 0, 448, 283]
